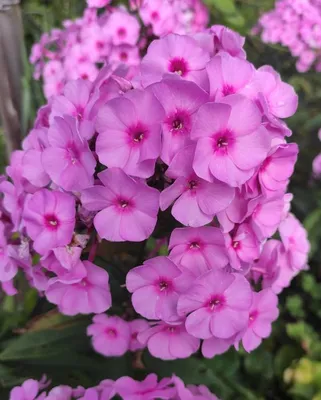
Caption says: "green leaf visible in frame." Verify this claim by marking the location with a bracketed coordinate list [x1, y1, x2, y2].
[206, 0, 237, 14]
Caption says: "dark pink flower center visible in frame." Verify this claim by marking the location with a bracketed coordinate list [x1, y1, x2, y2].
[217, 137, 229, 148]
[151, 11, 159, 21]
[156, 278, 172, 293]
[249, 310, 258, 325]
[167, 326, 177, 333]
[188, 180, 198, 190]
[81, 73, 89, 80]
[96, 41, 104, 50]
[117, 27, 127, 38]
[172, 118, 183, 130]
[232, 240, 240, 249]
[206, 295, 226, 312]
[106, 328, 118, 338]
[222, 84, 236, 97]
[128, 124, 148, 145]
[66, 143, 80, 164]
[189, 241, 200, 249]
[116, 197, 133, 212]
[131, 332, 138, 340]
[168, 57, 189, 77]
[44, 214, 60, 230]
[120, 51, 128, 61]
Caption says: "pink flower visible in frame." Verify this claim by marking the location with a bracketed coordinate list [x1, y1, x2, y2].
[225, 223, 260, 270]
[42, 116, 96, 191]
[81, 168, 160, 242]
[21, 128, 50, 188]
[114, 374, 176, 400]
[46, 261, 111, 316]
[140, 33, 210, 88]
[9, 379, 44, 400]
[279, 213, 310, 271]
[96, 90, 164, 178]
[191, 95, 271, 187]
[177, 269, 252, 339]
[128, 319, 150, 351]
[160, 145, 234, 227]
[202, 336, 236, 359]
[240, 289, 279, 352]
[207, 52, 254, 100]
[87, 314, 130, 357]
[106, 10, 140, 46]
[87, 0, 111, 8]
[150, 78, 208, 165]
[23, 189, 75, 255]
[126, 256, 182, 322]
[139, 0, 174, 36]
[168, 227, 228, 275]
[138, 321, 200, 360]
[210, 25, 246, 59]
[258, 143, 298, 196]
[0, 222, 18, 283]
[173, 376, 219, 400]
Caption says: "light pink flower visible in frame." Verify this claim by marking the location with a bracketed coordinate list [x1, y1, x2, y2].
[0, 222, 18, 283]
[96, 90, 164, 178]
[46, 261, 111, 316]
[191, 95, 271, 187]
[126, 256, 182, 322]
[210, 24, 246, 59]
[81, 168, 159, 242]
[87, 314, 130, 357]
[177, 269, 252, 339]
[160, 145, 234, 227]
[23, 189, 75, 255]
[168, 227, 228, 275]
[106, 10, 140, 46]
[138, 321, 200, 360]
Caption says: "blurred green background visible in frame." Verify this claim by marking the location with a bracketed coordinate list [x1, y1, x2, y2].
[0, 0, 321, 399]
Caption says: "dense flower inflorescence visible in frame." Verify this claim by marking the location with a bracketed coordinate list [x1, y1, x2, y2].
[253, 0, 321, 72]
[0, 24, 309, 364]
[9, 374, 219, 400]
[30, 0, 209, 99]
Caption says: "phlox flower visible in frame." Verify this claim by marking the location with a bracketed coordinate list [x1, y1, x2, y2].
[87, 314, 130, 357]
[128, 319, 150, 351]
[0, 222, 18, 283]
[81, 168, 160, 242]
[138, 321, 200, 360]
[9, 379, 44, 400]
[191, 94, 271, 187]
[42, 116, 96, 191]
[150, 78, 208, 165]
[173, 376, 219, 400]
[279, 213, 310, 271]
[160, 144, 234, 227]
[126, 256, 183, 322]
[46, 261, 111, 315]
[139, 0, 174, 36]
[240, 289, 279, 352]
[96, 89, 164, 178]
[210, 25, 246, 59]
[23, 189, 75, 255]
[140, 33, 210, 88]
[201, 336, 236, 359]
[114, 374, 176, 400]
[177, 269, 252, 339]
[168, 227, 228, 275]
[105, 10, 140, 46]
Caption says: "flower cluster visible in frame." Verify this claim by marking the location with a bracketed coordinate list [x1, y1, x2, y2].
[9, 374, 219, 400]
[253, 0, 321, 72]
[30, 0, 209, 99]
[0, 26, 309, 363]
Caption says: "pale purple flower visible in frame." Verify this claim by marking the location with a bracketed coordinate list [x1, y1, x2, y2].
[191, 95, 271, 187]
[168, 227, 228, 275]
[150, 78, 208, 165]
[46, 261, 111, 315]
[138, 321, 200, 360]
[42, 116, 96, 191]
[23, 189, 75, 255]
[177, 269, 252, 339]
[160, 144, 234, 227]
[114, 374, 176, 400]
[126, 256, 182, 322]
[140, 33, 210, 88]
[96, 90, 164, 178]
[240, 289, 279, 352]
[87, 314, 130, 357]
[81, 168, 160, 242]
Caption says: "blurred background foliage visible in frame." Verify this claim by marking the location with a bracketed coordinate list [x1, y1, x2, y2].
[0, 0, 320, 399]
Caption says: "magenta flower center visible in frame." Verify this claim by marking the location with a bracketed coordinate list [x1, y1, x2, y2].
[117, 27, 127, 38]
[189, 241, 200, 249]
[232, 240, 240, 249]
[249, 310, 258, 325]
[151, 11, 159, 21]
[106, 328, 117, 338]
[44, 214, 60, 230]
[206, 295, 226, 312]
[172, 118, 183, 130]
[120, 51, 128, 61]
[217, 137, 229, 148]
[133, 132, 145, 142]
[188, 180, 198, 190]
[222, 84, 236, 96]
[168, 57, 189, 76]
[156, 278, 172, 293]
[66, 143, 80, 164]
[167, 326, 177, 333]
